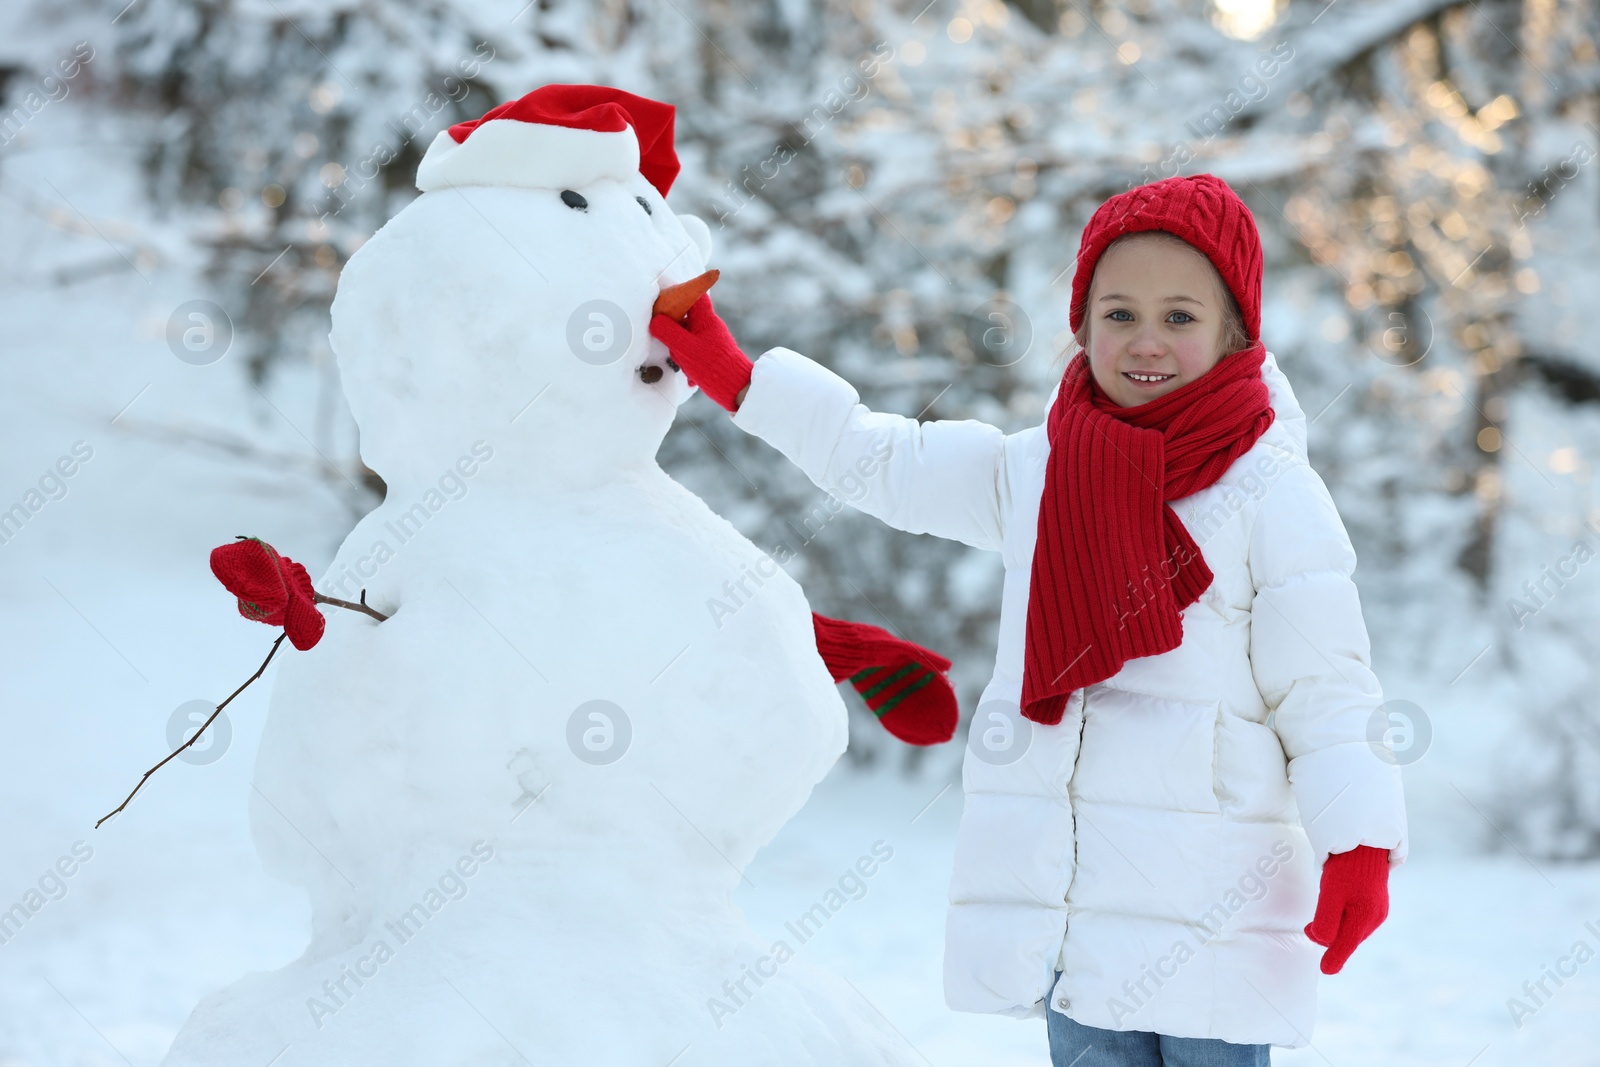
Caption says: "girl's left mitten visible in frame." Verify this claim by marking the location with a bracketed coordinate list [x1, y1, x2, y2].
[1304, 844, 1391, 974]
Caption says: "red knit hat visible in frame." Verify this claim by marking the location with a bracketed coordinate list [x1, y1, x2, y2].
[416, 84, 679, 197]
[1069, 173, 1263, 343]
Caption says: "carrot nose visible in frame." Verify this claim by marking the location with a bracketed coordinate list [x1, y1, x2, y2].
[653, 269, 719, 323]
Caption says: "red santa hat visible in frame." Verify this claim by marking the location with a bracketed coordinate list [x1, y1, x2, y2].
[416, 84, 680, 197]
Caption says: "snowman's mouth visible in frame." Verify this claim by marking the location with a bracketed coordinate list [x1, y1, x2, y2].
[637, 357, 680, 384]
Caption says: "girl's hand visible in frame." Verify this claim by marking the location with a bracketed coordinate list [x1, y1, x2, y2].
[1304, 844, 1390, 974]
[648, 294, 754, 413]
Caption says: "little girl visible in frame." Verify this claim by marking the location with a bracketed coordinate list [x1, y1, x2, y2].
[651, 173, 1407, 1066]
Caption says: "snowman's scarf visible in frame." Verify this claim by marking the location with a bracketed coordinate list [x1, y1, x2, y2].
[1020, 342, 1274, 725]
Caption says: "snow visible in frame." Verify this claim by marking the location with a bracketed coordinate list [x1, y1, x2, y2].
[4, 1, 1600, 1063]
[4, 711, 1599, 1065]
[1, 236, 1594, 1060]
[142, 161, 940, 1063]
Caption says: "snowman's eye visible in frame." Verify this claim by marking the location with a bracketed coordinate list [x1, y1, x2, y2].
[560, 190, 588, 211]
[635, 196, 652, 215]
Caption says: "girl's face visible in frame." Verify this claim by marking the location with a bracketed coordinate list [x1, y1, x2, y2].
[1080, 233, 1230, 407]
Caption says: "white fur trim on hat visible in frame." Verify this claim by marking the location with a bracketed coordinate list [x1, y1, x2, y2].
[414, 119, 641, 193]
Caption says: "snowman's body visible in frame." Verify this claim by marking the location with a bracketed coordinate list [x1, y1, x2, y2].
[161, 112, 920, 1066]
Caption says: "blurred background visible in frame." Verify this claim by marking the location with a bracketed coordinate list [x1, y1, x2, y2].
[2, 0, 1597, 1062]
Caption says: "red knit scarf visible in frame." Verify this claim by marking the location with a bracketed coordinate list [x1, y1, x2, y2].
[1020, 341, 1275, 725]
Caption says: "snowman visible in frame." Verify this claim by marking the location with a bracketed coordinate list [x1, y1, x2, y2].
[158, 86, 935, 1066]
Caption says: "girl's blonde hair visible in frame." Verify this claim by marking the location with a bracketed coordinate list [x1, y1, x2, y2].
[1053, 230, 1250, 374]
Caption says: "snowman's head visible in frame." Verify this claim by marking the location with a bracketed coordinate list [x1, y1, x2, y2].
[330, 86, 713, 494]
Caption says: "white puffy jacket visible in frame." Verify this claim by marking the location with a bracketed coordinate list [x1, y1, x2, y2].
[730, 346, 1408, 1049]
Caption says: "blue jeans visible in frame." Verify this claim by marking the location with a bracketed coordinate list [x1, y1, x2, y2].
[1047, 974, 1271, 1067]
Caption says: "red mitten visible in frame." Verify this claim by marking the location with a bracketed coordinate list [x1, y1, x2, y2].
[648, 294, 754, 413]
[812, 613, 958, 745]
[210, 537, 326, 650]
[276, 556, 327, 651]
[1304, 844, 1390, 974]
[210, 537, 290, 625]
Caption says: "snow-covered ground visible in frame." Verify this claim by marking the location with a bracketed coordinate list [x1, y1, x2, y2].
[2, 72, 1598, 1067]
[4, 692, 1599, 1067]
